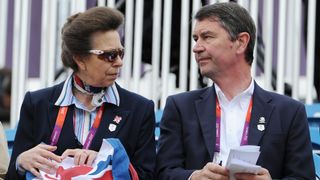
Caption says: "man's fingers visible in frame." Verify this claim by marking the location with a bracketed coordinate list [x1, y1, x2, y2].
[258, 167, 269, 175]
[234, 173, 255, 180]
[234, 168, 272, 180]
[206, 162, 229, 176]
[190, 163, 229, 180]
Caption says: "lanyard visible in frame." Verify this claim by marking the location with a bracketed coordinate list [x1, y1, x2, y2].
[215, 97, 253, 152]
[50, 104, 105, 149]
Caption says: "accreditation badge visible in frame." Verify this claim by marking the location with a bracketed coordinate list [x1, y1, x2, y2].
[257, 124, 265, 131]
[108, 123, 117, 132]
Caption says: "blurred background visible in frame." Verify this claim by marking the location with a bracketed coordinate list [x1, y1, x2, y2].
[0, 0, 319, 128]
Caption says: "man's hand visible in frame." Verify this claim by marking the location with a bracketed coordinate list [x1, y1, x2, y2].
[191, 162, 229, 180]
[234, 167, 272, 180]
[17, 144, 61, 178]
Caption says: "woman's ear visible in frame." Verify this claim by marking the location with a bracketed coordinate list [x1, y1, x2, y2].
[74, 55, 87, 71]
[236, 32, 250, 54]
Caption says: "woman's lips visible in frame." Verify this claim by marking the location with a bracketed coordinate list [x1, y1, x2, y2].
[109, 73, 119, 79]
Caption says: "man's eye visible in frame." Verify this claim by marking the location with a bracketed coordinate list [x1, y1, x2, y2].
[193, 36, 198, 41]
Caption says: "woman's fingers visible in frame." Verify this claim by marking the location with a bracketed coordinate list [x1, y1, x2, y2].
[61, 149, 78, 159]
[61, 149, 97, 165]
[33, 161, 55, 175]
[78, 152, 88, 165]
[17, 143, 61, 177]
[86, 152, 96, 166]
[29, 168, 41, 178]
[38, 143, 58, 151]
[36, 147, 62, 165]
[37, 156, 59, 171]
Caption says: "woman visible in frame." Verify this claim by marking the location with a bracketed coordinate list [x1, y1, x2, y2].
[0, 122, 9, 179]
[6, 7, 156, 179]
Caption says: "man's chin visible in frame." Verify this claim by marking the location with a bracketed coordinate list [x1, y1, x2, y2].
[199, 70, 210, 77]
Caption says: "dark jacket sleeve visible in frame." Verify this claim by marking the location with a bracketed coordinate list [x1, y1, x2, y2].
[6, 92, 36, 180]
[156, 96, 194, 179]
[256, 100, 315, 179]
[281, 104, 315, 179]
[131, 99, 156, 180]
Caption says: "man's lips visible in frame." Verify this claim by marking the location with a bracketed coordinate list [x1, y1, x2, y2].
[196, 57, 211, 64]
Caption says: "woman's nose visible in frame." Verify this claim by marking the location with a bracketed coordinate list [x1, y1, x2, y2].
[112, 56, 123, 67]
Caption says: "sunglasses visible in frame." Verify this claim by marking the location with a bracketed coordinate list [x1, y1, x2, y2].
[88, 49, 125, 62]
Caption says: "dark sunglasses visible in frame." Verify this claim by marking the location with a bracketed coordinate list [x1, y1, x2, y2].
[88, 49, 125, 62]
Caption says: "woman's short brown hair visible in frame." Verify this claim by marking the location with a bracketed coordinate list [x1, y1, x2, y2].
[61, 7, 124, 71]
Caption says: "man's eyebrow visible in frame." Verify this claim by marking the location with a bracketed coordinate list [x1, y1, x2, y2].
[193, 31, 214, 38]
[199, 31, 215, 36]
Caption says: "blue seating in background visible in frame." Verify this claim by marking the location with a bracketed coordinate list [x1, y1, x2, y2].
[306, 103, 320, 118]
[305, 103, 320, 176]
[310, 126, 320, 149]
[306, 104, 320, 148]
[313, 153, 320, 179]
[155, 110, 163, 141]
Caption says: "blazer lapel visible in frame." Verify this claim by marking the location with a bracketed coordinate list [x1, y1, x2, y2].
[248, 82, 274, 145]
[90, 103, 130, 149]
[48, 104, 80, 154]
[48, 103, 60, 131]
[195, 87, 216, 159]
[47, 83, 66, 143]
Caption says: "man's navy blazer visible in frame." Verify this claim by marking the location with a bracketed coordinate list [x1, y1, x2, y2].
[156, 82, 315, 179]
[7, 82, 156, 180]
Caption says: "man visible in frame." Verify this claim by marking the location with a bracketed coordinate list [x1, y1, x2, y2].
[156, 2, 315, 180]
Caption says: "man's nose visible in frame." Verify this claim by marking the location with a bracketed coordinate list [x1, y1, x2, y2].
[193, 41, 205, 53]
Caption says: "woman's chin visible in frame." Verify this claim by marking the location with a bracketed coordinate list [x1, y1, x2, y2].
[101, 80, 116, 87]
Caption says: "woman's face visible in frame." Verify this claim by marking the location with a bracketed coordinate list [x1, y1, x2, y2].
[75, 30, 123, 87]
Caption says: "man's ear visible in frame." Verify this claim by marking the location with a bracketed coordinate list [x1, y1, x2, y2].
[74, 55, 87, 71]
[236, 32, 250, 54]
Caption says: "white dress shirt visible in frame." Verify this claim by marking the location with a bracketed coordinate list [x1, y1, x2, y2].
[213, 79, 254, 166]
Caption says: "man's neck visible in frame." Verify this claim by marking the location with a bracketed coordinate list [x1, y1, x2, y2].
[214, 73, 252, 101]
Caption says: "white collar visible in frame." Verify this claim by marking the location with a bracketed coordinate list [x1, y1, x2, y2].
[214, 79, 254, 109]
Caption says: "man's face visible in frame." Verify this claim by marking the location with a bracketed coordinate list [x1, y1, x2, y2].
[192, 19, 238, 79]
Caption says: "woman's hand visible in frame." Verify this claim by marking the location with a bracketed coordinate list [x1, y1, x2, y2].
[17, 144, 62, 178]
[61, 149, 98, 166]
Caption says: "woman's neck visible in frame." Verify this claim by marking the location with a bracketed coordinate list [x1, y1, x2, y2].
[72, 87, 95, 110]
